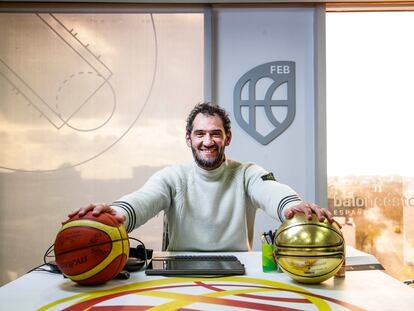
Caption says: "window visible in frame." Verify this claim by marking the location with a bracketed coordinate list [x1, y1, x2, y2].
[0, 10, 205, 285]
[327, 11, 414, 281]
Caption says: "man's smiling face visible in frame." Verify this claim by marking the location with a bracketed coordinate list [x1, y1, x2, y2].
[186, 113, 232, 170]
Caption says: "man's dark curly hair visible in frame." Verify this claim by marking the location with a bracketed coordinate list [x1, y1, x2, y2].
[186, 103, 231, 136]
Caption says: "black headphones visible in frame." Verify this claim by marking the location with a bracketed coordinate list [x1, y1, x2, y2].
[124, 244, 153, 272]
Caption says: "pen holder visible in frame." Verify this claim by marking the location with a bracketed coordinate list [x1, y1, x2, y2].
[261, 243, 282, 273]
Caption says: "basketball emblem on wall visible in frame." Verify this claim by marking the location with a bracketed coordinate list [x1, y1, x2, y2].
[234, 61, 296, 145]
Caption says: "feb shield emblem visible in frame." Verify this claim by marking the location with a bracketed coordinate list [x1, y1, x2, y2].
[234, 61, 296, 145]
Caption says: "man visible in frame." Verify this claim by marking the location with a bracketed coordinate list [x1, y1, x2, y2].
[70, 103, 337, 251]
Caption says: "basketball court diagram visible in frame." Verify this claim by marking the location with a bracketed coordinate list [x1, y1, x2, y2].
[0, 13, 115, 131]
[0, 13, 157, 172]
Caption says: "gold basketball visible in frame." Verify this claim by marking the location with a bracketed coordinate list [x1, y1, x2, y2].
[274, 213, 345, 284]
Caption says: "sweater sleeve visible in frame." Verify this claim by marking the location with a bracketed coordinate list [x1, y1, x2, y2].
[110, 167, 174, 233]
[244, 164, 302, 222]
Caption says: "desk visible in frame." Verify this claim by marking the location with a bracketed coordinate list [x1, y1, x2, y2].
[0, 247, 413, 310]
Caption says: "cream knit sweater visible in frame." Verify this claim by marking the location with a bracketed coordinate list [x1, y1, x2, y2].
[111, 159, 301, 251]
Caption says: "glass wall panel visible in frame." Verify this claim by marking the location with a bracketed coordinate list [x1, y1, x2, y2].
[0, 12, 204, 285]
[327, 12, 414, 281]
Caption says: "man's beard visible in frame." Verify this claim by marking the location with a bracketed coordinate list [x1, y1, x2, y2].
[191, 144, 226, 170]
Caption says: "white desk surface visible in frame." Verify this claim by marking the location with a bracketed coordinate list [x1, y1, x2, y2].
[1, 247, 413, 311]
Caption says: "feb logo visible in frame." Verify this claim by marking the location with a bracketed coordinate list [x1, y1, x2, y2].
[234, 61, 296, 145]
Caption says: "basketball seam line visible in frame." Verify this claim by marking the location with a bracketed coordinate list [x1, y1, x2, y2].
[276, 253, 344, 257]
[276, 223, 342, 236]
[111, 221, 129, 282]
[81, 224, 129, 284]
[281, 259, 344, 278]
[275, 242, 344, 248]
[55, 238, 128, 257]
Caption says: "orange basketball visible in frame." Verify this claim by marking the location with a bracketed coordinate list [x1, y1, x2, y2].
[54, 211, 129, 285]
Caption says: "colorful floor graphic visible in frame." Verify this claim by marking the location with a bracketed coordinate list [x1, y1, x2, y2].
[39, 276, 364, 311]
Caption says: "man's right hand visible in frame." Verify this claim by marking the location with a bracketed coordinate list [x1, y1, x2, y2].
[68, 203, 126, 223]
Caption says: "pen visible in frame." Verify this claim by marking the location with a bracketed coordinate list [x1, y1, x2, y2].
[268, 230, 273, 243]
[264, 233, 272, 244]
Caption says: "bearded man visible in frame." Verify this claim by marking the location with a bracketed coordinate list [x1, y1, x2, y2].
[71, 103, 336, 251]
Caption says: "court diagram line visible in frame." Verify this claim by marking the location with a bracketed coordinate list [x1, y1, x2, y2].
[40, 13, 113, 79]
[0, 13, 115, 131]
[0, 14, 158, 172]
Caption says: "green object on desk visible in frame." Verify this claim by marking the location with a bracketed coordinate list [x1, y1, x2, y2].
[262, 243, 282, 273]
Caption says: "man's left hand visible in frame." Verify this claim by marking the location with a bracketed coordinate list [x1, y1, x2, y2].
[284, 202, 341, 228]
